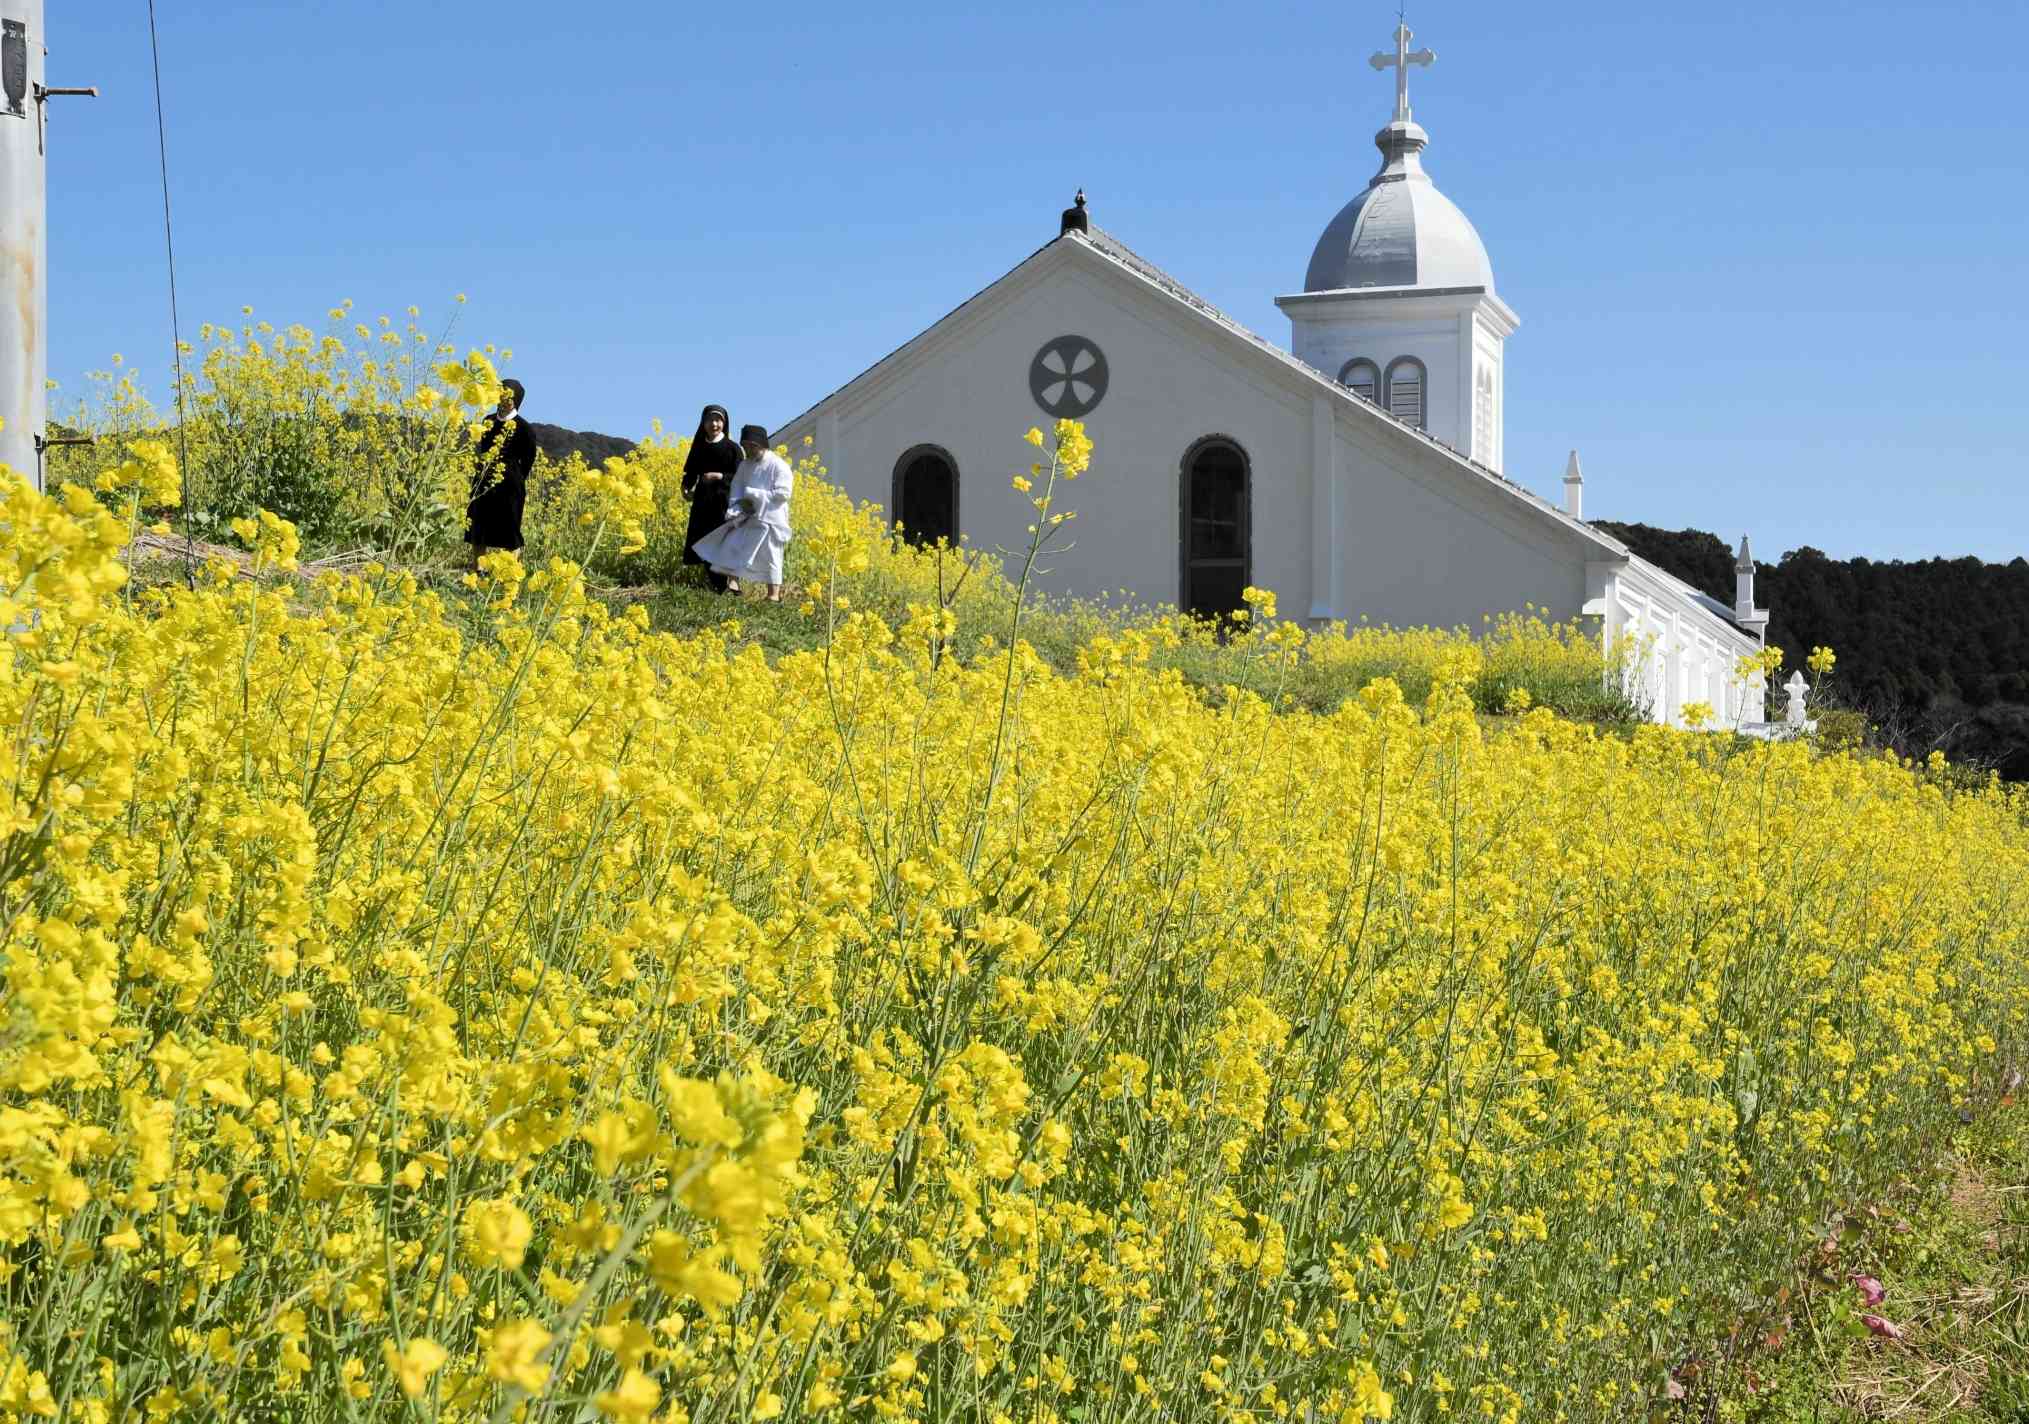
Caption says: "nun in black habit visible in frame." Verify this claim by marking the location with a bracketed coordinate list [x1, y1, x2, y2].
[682, 403, 742, 591]
[466, 378, 537, 563]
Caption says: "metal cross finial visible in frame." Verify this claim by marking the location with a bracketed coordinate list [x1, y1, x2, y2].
[1369, 21, 1435, 122]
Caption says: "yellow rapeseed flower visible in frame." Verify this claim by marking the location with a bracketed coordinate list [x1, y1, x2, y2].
[483, 1319, 551, 1393]
[463, 1199, 533, 1270]
[381, 1338, 447, 1399]
[593, 1368, 660, 1422]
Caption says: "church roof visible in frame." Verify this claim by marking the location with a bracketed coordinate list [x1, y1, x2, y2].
[1302, 120, 1495, 294]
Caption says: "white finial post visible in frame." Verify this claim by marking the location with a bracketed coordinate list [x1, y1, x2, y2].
[1562, 450, 1583, 519]
[1370, 22, 1435, 122]
[1784, 671, 1810, 727]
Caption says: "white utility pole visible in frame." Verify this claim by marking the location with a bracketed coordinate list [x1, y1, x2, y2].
[0, 0, 47, 490]
[1, 0, 92, 492]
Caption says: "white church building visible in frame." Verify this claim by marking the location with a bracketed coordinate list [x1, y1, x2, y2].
[773, 25, 1768, 728]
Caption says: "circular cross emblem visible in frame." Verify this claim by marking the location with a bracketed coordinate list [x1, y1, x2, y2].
[1029, 335, 1109, 418]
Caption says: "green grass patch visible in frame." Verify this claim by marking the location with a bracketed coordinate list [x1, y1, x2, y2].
[1727, 1096, 2029, 1422]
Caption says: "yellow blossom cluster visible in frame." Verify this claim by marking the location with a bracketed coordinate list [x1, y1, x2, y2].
[0, 421, 2023, 1424]
[51, 305, 511, 561]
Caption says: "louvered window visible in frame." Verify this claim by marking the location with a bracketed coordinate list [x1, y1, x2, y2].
[1385, 357, 1426, 429]
[1338, 358, 1380, 403]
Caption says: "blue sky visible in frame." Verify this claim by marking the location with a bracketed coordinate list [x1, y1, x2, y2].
[45, 0, 2029, 562]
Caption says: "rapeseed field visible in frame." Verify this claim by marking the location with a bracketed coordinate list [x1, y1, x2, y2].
[1, 406, 2024, 1424]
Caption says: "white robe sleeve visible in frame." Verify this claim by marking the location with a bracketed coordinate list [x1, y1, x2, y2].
[757, 455, 795, 532]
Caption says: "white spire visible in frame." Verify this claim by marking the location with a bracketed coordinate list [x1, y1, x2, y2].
[1562, 450, 1583, 518]
[1734, 533, 1769, 640]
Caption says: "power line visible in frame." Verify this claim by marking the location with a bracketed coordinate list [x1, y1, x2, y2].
[144, 0, 193, 574]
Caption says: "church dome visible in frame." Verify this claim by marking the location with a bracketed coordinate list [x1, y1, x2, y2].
[1303, 119, 1495, 293]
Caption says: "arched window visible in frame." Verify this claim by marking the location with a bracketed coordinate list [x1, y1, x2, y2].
[1338, 358, 1380, 403]
[891, 445, 959, 546]
[1179, 436, 1250, 622]
[1384, 356, 1427, 429]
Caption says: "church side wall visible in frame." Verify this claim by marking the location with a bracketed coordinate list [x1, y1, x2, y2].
[1326, 418, 1589, 634]
[1606, 564, 1763, 728]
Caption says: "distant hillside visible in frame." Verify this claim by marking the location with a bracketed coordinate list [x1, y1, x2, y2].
[1596, 521, 2029, 779]
[525, 422, 635, 468]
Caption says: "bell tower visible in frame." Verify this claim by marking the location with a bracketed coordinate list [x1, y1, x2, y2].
[1275, 22, 1517, 471]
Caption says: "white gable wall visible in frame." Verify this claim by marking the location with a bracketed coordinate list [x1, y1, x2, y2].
[783, 251, 1315, 615]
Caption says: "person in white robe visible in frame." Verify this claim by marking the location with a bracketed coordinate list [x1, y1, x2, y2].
[690, 423, 794, 600]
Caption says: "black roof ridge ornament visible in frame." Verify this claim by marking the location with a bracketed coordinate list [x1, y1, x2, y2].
[1059, 188, 1088, 236]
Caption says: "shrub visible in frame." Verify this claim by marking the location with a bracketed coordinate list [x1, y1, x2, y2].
[1812, 706, 1870, 754]
[48, 305, 504, 561]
